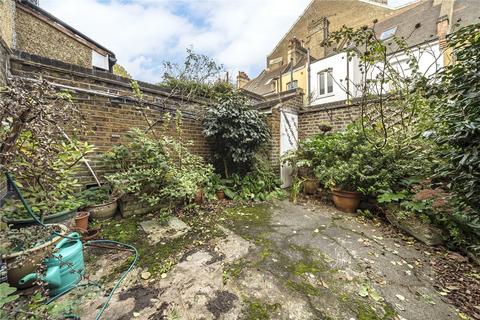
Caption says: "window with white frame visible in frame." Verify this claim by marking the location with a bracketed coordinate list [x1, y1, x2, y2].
[318, 69, 333, 96]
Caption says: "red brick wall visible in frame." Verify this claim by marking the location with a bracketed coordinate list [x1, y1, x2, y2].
[9, 52, 211, 186]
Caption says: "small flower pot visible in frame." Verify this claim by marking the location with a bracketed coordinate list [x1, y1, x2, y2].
[303, 179, 318, 195]
[331, 189, 361, 213]
[216, 190, 225, 200]
[195, 188, 205, 205]
[75, 211, 90, 232]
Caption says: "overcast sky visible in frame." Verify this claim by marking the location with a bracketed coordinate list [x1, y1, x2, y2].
[41, 0, 415, 83]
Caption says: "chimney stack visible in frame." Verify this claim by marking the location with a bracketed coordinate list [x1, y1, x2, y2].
[287, 37, 307, 66]
[26, 0, 40, 5]
[236, 71, 250, 89]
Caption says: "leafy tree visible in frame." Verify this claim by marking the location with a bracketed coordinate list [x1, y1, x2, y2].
[113, 64, 132, 79]
[203, 92, 270, 177]
[158, 48, 233, 99]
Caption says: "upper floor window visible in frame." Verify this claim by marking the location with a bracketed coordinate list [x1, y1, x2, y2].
[318, 70, 333, 96]
[287, 80, 298, 90]
[380, 27, 397, 41]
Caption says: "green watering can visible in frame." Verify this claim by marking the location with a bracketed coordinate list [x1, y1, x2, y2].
[19, 232, 85, 297]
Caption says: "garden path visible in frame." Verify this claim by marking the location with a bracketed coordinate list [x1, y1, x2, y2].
[76, 200, 466, 320]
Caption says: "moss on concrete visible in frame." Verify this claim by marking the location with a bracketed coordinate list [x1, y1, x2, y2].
[242, 298, 281, 320]
[93, 212, 225, 279]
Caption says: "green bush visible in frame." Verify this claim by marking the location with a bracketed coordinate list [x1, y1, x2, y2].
[222, 152, 285, 201]
[296, 123, 397, 195]
[203, 92, 270, 176]
[429, 23, 480, 214]
[104, 128, 213, 208]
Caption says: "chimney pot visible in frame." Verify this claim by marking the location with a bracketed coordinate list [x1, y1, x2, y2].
[236, 71, 250, 89]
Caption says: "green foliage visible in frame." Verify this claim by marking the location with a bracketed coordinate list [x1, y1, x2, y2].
[77, 185, 112, 207]
[203, 92, 270, 176]
[113, 64, 132, 79]
[1, 137, 93, 220]
[429, 23, 480, 214]
[104, 127, 213, 208]
[159, 48, 232, 99]
[221, 153, 285, 201]
[297, 123, 397, 194]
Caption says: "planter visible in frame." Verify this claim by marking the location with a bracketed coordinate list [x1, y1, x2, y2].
[303, 179, 318, 195]
[195, 188, 205, 205]
[118, 193, 164, 218]
[79, 228, 100, 242]
[2, 224, 68, 288]
[75, 211, 89, 232]
[84, 198, 118, 221]
[216, 190, 225, 200]
[2, 208, 78, 229]
[332, 189, 361, 213]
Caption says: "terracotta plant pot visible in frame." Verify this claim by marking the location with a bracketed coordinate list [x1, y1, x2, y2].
[3, 224, 68, 288]
[84, 198, 118, 221]
[75, 211, 90, 232]
[331, 189, 361, 213]
[303, 179, 318, 195]
[216, 190, 225, 200]
[195, 188, 205, 205]
[80, 228, 100, 242]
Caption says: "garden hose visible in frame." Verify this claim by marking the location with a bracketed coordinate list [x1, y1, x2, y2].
[4, 172, 140, 320]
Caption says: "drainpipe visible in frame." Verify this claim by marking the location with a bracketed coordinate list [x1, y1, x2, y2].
[346, 53, 351, 104]
[307, 48, 311, 106]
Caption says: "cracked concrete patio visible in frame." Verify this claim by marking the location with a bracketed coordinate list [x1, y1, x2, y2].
[75, 200, 464, 319]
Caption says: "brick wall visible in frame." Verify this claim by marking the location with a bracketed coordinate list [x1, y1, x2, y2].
[0, 0, 15, 48]
[299, 103, 361, 140]
[9, 52, 211, 186]
[15, 6, 92, 68]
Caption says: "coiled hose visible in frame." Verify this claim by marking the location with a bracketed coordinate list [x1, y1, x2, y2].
[5, 172, 139, 320]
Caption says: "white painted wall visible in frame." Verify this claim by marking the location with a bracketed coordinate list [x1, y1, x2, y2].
[308, 41, 443, 106]
[310, 52, 352, 106]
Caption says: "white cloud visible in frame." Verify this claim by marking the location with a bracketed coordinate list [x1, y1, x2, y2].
[41, 0, 311, 83]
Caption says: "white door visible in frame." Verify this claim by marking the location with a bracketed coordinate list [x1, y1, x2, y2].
[280, 110, 298, 188]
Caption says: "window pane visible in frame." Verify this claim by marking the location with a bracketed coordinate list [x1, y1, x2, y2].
[319, 72, 325, 95]
[327, 72, 333, 93]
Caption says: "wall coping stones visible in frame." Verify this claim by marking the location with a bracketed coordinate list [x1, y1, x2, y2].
[11, 50, 212, 106]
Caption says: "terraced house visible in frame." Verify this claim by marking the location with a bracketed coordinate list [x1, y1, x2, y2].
[239, 0, 477, 107]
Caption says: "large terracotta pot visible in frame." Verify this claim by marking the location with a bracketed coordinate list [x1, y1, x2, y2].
[332, 189, 361, 213]
[2, 224, 68, 288]
[303, 179, 318, 195]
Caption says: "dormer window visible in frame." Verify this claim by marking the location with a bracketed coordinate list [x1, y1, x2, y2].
[380, 26, 397, 40]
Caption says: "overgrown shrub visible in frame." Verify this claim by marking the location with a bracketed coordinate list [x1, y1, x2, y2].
[104, 127, 213, 208]
[429, 23, 480, 214]
[203, 92, 270, 176]
[222, 152, 285, 201]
